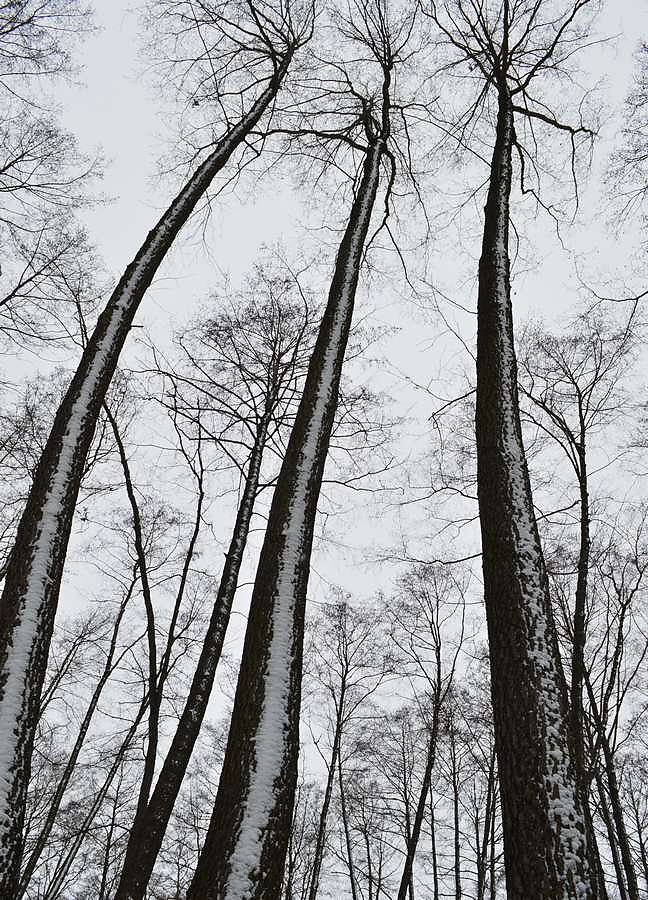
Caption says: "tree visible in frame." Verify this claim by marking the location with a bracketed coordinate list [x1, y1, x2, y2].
[114, 262, 319, 900]
[609, 41, 648, 226]
[0, 0, 100, 350]
[388, 564, 466, 900]
[187, 3, 421, 896]
[425, 1, 599, 895]
[305, 597, 391, 900]
[0, 2, 313, 890]
[518, 305, 639, 896]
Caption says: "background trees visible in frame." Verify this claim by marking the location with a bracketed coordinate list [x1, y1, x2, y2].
[3, 1, 648, 898]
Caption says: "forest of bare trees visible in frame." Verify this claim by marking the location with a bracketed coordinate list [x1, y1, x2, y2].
[0, 0, 647, 898]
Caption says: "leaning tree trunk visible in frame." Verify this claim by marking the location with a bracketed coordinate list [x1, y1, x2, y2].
[396, 688, 441, 900]
[474, 85, 593, 899]
[17, 580, 134, 898]
[114, 414, 270, 900]
[0, 55, 293, 894]
[187, 137, 385, 900]
[307, 683, 346, 900]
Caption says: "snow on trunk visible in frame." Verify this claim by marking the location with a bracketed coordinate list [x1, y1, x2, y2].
[0, 62, 290, 894]
[475, 90, 592, 900]
[188, 141, 384, 900]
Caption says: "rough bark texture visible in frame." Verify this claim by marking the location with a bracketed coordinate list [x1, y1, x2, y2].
[0, 58, 291, 895]
[475, 87, 593, 899]
[187, 140, 384, 900]
[114, 417, 269, 900]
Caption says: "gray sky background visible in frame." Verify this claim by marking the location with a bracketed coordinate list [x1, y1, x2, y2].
[40, 0, 648, 642]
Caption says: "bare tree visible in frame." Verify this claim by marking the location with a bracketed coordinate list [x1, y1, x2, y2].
[388, 565, 466, 900]
[305, 597, 391, 900]
[609, 41, 648, 226]
[187, 3, 423, 896]
[425, 1, 599, 895]
[0, 1, 100, 350]
[113, 264, 318, 900]
[0, 2, 313, 890]
[518, 305, 640, 895]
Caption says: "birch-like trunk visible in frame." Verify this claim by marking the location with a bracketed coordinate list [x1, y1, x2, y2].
[113, 416, 270, 900]
[475, 86, 593, 899]
[0, 55, 292, 894]
[187, 138, 385, 900]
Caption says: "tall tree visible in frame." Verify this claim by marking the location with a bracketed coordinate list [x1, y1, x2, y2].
[518, 306, 639, 897]
[188, 3, 421, 896]
[0, 2, 313, 890]
[389, 565, 466, 900]
[305, 598, 391, 900]
[425, 1, 598, 896]
[114, 265, 318, 900]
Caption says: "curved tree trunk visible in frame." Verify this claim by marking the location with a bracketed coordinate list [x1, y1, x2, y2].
[113, 415, 270, 900]
[0, 56, 292, 894]
[187, 137, 385, 900]
[475, 84, 593, 898]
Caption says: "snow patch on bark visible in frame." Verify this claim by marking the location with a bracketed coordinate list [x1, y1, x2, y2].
[222, 146, 383, 900]
[490, 108, 590, 899]
[0, 122, 246, 866]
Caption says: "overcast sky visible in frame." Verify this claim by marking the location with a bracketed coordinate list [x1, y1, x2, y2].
[46, 0, 648, 616]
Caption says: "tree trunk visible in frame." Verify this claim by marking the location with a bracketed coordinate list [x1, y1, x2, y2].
[477, 750, 496, 900]
[451, 729, 462, 900]
[307, 687, 345, 900]
[571, 439, 608, 897]
[114, 416, 270, 900]
[488, 792, 497, 900]
[337, 755, 359, 900]
[396, 699, 440, 900]
[17, 580, 134, 897]
[474, 82, 592, 898]
[430, 788, 440, 900]
[187, 137, 385, 900]
[592, 762, 627, 900]
[0, 55, 293, 895]
[585, 684, 639, 899]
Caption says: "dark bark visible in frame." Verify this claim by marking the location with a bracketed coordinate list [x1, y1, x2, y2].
[338, 755, 359, 900]
[113, 416, 269, 900]
[0, 51, 294, 894]
[451, 726, 462, 900]
[571, 438, 610, 899]
[17, 578, 135, 897]
[105, 405, 160, 824]
[476, 750, 496, 900]
[429, 788, 440, 900]
[474, 80, 592, 898]
[592, 761, 627, 900]
[585, 678, 640, 899]
[396, 701, 440, 900]
[187, 137, 385, 900]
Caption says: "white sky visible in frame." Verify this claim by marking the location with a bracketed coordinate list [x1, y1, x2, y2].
[48, 0, 648, 614]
